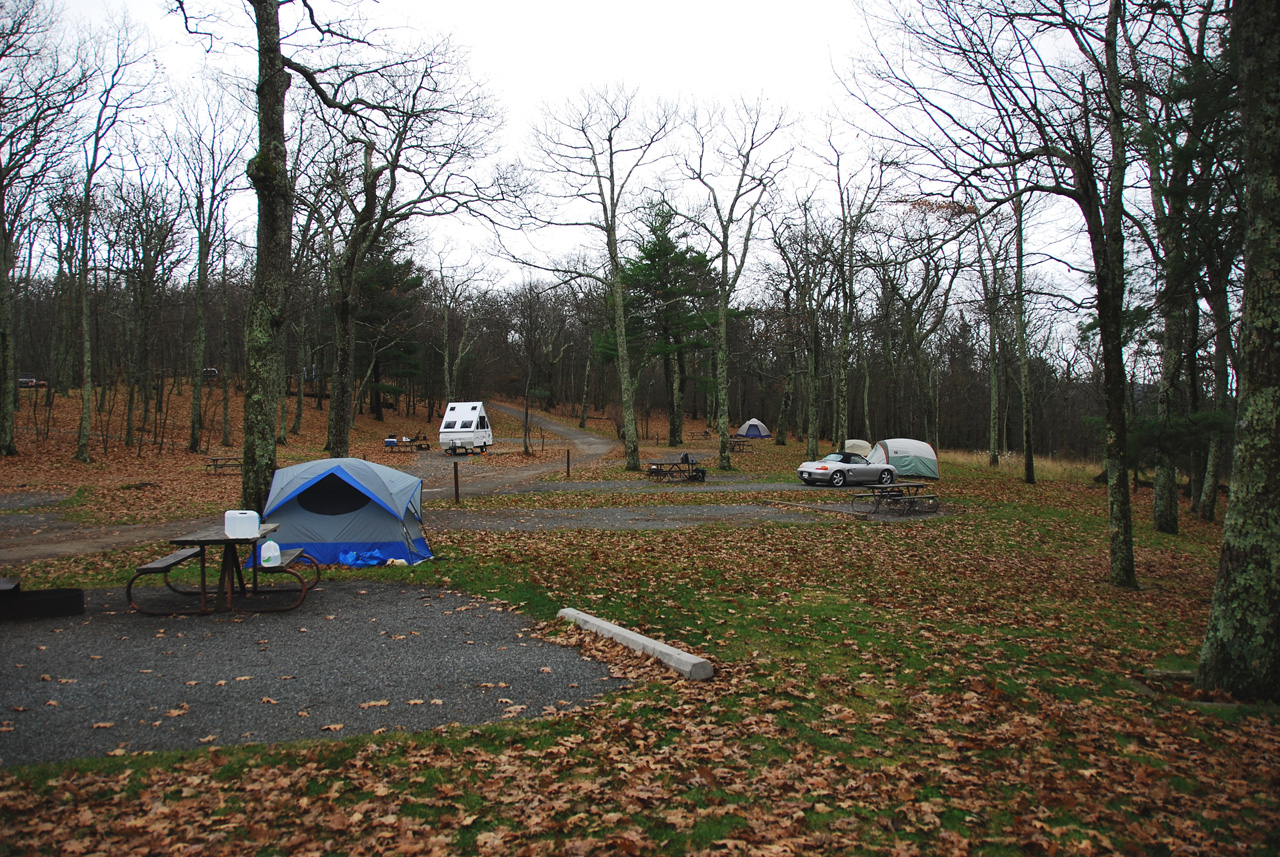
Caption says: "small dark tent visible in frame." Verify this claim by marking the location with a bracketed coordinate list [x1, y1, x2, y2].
[735, 418, 772, 438]
[262, 458, 432, 566]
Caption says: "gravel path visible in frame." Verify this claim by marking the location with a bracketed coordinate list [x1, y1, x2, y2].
[427, 502, 846, 531]
[0, 581, 626, 768]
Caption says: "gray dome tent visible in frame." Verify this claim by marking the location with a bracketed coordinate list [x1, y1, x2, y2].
[262, 458, 431, 566]
[734, 418, 772, 438]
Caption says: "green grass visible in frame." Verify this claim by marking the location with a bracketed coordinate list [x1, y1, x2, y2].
[2, 455, 1277, 856]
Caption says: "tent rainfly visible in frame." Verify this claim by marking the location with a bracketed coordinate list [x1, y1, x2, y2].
[843, 439, 873, 457]
[735, 418, 772, 438]
[868, 438, 940, 480]
[261, 458, 432, 566]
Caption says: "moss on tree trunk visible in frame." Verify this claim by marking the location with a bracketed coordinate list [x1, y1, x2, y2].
[1198, 0, 1280, 703]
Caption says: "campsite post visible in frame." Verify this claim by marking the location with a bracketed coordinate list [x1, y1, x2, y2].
[454, 461, 460, 504]
[566, 449, 571, 479]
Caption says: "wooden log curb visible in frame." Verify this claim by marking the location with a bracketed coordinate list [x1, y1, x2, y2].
[556, 607, 714, 680]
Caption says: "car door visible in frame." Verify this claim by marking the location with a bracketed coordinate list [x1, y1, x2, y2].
[845, 454, 875, 483]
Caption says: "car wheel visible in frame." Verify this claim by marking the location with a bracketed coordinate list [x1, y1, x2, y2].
[878, 469, 894, 484]
[830, 470, 846, 488]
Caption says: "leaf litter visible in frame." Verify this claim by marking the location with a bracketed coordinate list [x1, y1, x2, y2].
[0, 403, 1276, 854]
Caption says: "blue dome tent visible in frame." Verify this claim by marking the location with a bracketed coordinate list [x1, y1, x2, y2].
[261, 458, 432, 566]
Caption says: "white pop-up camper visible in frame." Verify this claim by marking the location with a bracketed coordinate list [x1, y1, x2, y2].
[439, 401, 493, 454]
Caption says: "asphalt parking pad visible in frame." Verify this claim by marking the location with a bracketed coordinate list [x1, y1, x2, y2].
[0, 581, 627, 768]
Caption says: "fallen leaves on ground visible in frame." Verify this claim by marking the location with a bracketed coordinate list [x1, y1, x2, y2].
[1, 400, 1276, 855]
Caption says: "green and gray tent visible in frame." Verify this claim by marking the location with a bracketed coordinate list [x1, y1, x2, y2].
[868, 438, 940, 480]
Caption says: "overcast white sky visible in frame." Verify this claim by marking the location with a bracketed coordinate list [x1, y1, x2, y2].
[68, 0, 864, 136]
[378, 0, 862, 131]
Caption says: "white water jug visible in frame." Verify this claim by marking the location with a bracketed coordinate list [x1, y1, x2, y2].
[260, 540, 281, 567]
[224, 510, 260, 539]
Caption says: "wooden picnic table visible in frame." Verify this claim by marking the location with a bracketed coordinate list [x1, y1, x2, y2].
[646, 455, 707, 483]
[205, 455, 242, 474]
[729, 438, 752, 452]
[127, 522, 318, 615]
[848, 481, 940, 515]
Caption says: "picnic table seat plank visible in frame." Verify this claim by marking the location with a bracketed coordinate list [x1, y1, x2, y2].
[127, 547, 208, 615]
[250, 548, 322, 602]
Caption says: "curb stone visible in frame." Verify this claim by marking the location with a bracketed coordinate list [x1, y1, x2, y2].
[557, 607, 714, 680]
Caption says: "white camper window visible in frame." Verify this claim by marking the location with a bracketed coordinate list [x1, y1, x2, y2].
[461, 420, 474, 429]
[442, 420, 457, 430]
[478, 416, 488, 429]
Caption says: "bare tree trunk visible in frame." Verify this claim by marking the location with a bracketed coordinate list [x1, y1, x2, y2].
[242, 0, 293, 511]
[613, 265, 641, 470]
[291, 332, 304, 436]
[220, 261, 231, 448]
[1094, 0, 1137, 588]
[0, 230, 16, 456]
[75, 173, 93, 463]
[578, 350, 591, 429]
[276, 367, 288, 445]
[862, 364, 872, 441]
[326, 286, 355, 457]
[775, 376, 792, 446]
[188, 228, 208, 452]
[805, 311, 820, 462]
[1153, 271, 1190, 534]
[1198, 293, 1231, 520]
[1198, 0, 1280, 703]
[1015, 194, 1035, 484]
[988, 314, 1000, 468]
[834, 298, 851, 452]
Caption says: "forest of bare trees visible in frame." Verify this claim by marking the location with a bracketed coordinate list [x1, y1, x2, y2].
[0, 8, 1244, 519]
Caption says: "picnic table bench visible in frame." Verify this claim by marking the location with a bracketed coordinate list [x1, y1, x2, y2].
[127, 524, 319, 615]
[848, 481, 940, 515]
[646, 455, 707, 483]
[205, 455, 242, 474]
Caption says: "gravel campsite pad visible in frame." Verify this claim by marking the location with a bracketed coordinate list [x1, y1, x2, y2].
[0, 581, 627, 768]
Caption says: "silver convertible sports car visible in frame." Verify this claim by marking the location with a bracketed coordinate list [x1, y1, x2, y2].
[797, 452, 897, 487]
